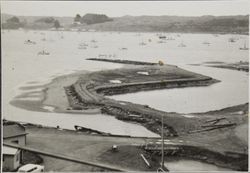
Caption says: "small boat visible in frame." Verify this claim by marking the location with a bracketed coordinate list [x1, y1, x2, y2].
[38, 50, 50, 55]
[157, 40, 166, 44]
[203, 41, 211, 45]
[166, 37, 175, 41]
[119, 47, 128, 50]
[239, 42, 249, 50]
[78, 45, 87, 49]
[178, 42, 186, 47]
[139, 42, 147, 46]
[228, 38, 236, 43]
[159, 35, 166, 39]
[24, 40, 36, 45]
[91, 39, 97, 43]
[79, 43, 88, 47]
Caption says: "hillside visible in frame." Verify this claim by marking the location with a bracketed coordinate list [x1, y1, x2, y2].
[1, 13, 249, 34]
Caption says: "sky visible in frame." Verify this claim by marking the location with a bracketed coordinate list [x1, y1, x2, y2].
[1, 1, 249, 17]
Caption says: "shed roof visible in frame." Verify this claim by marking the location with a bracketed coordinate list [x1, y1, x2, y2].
[3, 124, 27, 139]
[3, 146, 18, 155]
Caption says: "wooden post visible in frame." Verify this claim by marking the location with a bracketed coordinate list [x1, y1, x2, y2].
[161, 115, 164, 169]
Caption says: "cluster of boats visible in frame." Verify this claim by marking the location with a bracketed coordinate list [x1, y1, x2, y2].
[98, 54, 117, 58]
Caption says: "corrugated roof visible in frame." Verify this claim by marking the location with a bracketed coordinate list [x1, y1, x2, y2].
[3, 146, 18, 155]
[3, 124, 27, 138]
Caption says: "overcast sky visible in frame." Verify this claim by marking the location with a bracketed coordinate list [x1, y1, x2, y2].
[1, 1, 249, 17]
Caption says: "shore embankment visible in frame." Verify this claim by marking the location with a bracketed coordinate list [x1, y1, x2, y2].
[4, 119, 248, 171]
[65, 61, 220, 136]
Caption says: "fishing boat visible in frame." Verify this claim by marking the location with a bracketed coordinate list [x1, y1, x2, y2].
[239, 41, 249, 50]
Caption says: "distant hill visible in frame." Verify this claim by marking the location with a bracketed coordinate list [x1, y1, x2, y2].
[1, 13, 249, 34]
[83, 15, 249, 34]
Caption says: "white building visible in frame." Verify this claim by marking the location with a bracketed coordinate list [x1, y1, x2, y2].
[3, 146, 21, 171]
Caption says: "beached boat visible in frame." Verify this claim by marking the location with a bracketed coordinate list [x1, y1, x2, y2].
[74, 125, 110, 135]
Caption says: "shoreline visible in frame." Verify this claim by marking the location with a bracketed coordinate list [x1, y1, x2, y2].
[2, 28, 249, 35]
[9, 62, 247, 136]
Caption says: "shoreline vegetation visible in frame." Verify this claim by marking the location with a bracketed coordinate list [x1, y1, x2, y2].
[7, 59, 248, 171]
[2, 13, 249, 35]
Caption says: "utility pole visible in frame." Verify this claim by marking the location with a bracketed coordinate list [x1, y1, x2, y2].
[161, 115, 164, 169]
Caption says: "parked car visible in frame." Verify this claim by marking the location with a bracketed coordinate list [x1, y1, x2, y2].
[18, 164, 44, 172]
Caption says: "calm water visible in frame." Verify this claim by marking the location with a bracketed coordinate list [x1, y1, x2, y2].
[110, 65, 248, 113]
[2, 30, 249, 136]
[165, 160, 232, 171]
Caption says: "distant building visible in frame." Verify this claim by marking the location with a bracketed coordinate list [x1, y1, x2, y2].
[3, 124, 28, 145]
[3, 146, 21, 171]
[3, 124, 28, 171]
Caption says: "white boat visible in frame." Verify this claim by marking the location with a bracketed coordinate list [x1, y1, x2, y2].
[91, 39, 97, 43]
[119, 47, 128, 50]
[24, 40, 36, 45]
[178, 42, 186, 47]
[139, 42, 147, 46]
[239, 42, 249, 50]
[78, 45, 87, 49]
[203, 41, 211, 45]
[38, 50, 50, 55]
[166, 37, 175, 41]
[157, 40, 166, 44]
[79, 43, 88, 47]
